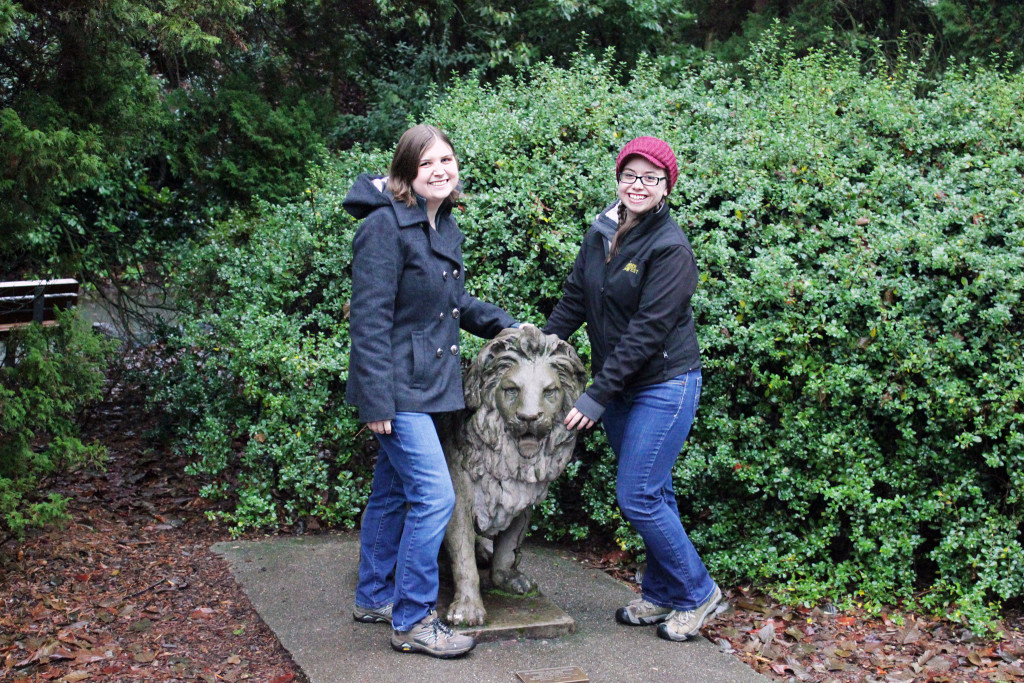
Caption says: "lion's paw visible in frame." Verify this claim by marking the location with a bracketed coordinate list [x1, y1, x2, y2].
[446, 595, 487, 627]
[491, 568, 536, 595]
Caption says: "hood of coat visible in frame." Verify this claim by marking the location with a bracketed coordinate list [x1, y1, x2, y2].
[594, 202, 620, 242]
[342, 173, 393, 219]
[343, 173, 455, 227]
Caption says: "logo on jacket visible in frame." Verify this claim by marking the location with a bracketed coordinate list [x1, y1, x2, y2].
[623, 262, 639, 274]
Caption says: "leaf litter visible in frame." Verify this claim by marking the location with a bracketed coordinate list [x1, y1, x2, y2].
[0, 349, 305, 682]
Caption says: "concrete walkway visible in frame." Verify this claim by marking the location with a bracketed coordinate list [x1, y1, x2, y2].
[214, 533, 769, 683]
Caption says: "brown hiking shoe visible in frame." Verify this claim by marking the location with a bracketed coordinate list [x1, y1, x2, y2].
[353, 602, 393, 624]
[615, 597, 672, 625]
[656, 585, 723, 641]
[390, 612, 475, 658]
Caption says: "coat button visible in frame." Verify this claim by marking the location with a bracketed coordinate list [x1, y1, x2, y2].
[451, 308, 460, 319]
[435, 348, 443, 358]
[450, 344, 459, 355]
[442, 270, 448, 280]
[453, 268, 460, 279]
[439, 312, 445, 320]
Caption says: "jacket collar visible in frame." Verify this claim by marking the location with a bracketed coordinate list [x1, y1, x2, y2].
[389, 193, 450, 229]
[595, 200, 671, 243]
[389, 193, 463, 263]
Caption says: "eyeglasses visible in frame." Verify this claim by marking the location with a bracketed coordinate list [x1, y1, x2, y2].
[617, 171, 666, 186]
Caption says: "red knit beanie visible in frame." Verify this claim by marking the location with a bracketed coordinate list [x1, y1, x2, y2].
[615, 136, 678, 192]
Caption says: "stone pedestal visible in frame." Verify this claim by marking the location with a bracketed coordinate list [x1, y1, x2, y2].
[436, 579, 575, 642]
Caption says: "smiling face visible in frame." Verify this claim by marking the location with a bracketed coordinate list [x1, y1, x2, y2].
[411, 138, 459, 212]
[616, 154, 669, 215]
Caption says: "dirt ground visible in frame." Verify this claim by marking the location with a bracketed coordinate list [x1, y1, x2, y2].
[2, 361, 1023, 682]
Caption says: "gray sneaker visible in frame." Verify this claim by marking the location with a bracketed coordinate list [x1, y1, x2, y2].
[615, 596, 672, 625]
[391, 612, 476, 658]
[353, 602, 393, 624]
[656, 585, 723, 641]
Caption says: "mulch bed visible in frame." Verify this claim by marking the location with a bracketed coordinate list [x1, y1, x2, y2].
[2, 355, 1022, 682]
[0, 364, 305, 682]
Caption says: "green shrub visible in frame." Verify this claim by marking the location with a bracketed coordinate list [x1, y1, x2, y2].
[671, 40, 1024, 632]
[153, 158, 376, 533]
[0, 311, 115, 540]
[161, 40, 1024, 630]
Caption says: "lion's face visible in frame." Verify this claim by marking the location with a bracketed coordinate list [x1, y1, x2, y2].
[493, 360, 563, 458]
[455, 326, 588, 489]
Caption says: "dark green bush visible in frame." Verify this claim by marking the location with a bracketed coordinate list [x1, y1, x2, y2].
[670, 40, 1024, 630]
[153, 158, 374, 532]
[161, 40, 1024, 630]
[0, 312, 115, 540]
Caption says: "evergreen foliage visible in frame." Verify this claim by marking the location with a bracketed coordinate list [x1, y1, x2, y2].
[0, 0, 344, 278]
[3, 0, 1020, 280]
[0, 313, 115, 540]
[159, 40, 1024, 629]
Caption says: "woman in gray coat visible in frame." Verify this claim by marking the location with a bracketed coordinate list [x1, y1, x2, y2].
[344, 124, 516, 658]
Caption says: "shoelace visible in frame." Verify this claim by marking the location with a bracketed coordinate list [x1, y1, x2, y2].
[669, 609, 695, 624]
[424, 618, 455, 643]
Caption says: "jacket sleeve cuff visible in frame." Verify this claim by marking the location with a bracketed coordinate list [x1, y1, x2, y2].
[574, 391, 606, 422]
[358, 405, 396, 425]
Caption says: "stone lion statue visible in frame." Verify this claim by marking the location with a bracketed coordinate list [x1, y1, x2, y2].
[440, 325, 587, 627]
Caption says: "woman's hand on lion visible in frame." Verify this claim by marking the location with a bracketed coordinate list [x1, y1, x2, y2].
[564, 407, 595, 431]
[367, 419, 393, 435]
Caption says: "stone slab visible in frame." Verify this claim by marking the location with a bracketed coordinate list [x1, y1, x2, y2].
[213, 532, 772, 683]
[436, 580, 576, 642]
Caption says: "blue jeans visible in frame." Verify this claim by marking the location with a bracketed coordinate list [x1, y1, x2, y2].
[355, 412, 456, 631]
[602, 370, 717, 611]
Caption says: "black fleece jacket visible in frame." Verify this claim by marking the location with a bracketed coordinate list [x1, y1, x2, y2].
[544, 200, 701, 420]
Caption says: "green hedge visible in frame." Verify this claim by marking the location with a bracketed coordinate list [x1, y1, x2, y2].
[0, 312, 114, 540]
[159, 39, 1024, 629]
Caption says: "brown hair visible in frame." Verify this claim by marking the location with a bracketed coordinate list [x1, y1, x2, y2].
[387, 124, 460, 207]
[607, 203, 640, 262]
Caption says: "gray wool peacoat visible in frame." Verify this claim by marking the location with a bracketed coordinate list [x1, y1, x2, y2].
[343, 174, 516, 424]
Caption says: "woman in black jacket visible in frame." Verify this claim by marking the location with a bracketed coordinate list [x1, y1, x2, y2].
[344, 124, 516, 658]
[544, 136, 721, 642]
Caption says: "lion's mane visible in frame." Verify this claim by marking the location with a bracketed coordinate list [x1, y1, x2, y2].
[446, 326, 587, 537]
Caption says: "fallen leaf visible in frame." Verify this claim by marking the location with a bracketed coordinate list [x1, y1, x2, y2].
[825, 657, 849, 671]
[998, 663, 1024, 677]
[925, 655, 952, 673]
[74, 648, 111, 664]
[129, 618, 152, 633]
[899, 627, 924, 644]
[785, 627, 804, 641]
[757, 621, 776, 643]
[735, 596, 768, 613]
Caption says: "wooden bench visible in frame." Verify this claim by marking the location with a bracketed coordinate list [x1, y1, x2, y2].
[0, 278, 80, 335]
